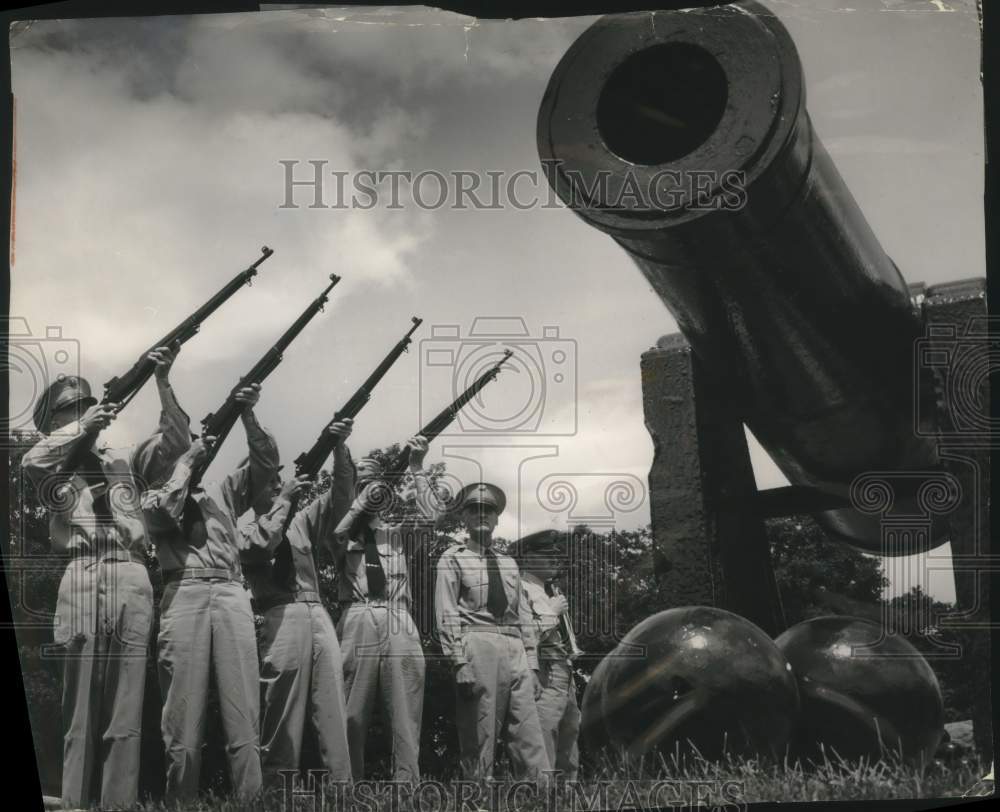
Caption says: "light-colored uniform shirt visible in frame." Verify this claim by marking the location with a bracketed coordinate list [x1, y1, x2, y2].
[140, 416, 279, 579]
[240, 443, 355, 602]
[520, 572, 570, 663]
[328, 472, 440, 608]
[435, 541, 539, 670]
[22, 384, 190, 556]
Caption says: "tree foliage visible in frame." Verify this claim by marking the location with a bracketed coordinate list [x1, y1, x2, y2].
[767, 514, 887, 626]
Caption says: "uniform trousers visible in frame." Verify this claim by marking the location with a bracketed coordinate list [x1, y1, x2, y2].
[157, 577, 262, 802]
[55, 556, 152, 809]
[258, 599, 352, 787]
[454, 630, 550, 781]
[536, 658, 581, 781]
[337, 603, 424, 782]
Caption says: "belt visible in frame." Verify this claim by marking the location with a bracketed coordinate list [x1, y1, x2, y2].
[163, 567, 239, 584]
[341, 598, 409, 609]
[463, 624, 522, 638]
[257, 591, 322, 612]
[72, 548, 146, 565]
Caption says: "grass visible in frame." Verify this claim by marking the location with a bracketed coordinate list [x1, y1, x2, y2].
[103, 750, 990, 811]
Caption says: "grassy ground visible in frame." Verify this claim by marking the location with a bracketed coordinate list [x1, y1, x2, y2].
[110, 751, 990, 811]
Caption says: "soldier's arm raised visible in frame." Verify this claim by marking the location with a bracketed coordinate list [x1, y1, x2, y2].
[306, 422, 356, 550]
[406, 435, 444, 525]
[22, 403, 116, 484]
[140, 438, 205, 533]
[242, 480, 303, 555]
[131, 345, 192, 487]
[220, 387, 279, 518]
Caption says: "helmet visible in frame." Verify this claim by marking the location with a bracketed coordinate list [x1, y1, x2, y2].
[775, 616, 944, 766]
[582, 606, 799, 760]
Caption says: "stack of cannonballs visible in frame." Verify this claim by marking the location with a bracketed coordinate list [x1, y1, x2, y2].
[581, 607, 945, 768]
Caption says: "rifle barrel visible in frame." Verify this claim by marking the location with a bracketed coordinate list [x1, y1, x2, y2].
[195, 273, 341, 481]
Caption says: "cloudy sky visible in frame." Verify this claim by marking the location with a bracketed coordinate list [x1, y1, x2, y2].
[9, 0, 982, 601]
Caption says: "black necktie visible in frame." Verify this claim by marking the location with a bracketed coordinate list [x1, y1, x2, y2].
[182, 494, 205, 539]
[485, 547, 508, 620]
[363, 524, 387, 599]
[78, 452, 112, 524]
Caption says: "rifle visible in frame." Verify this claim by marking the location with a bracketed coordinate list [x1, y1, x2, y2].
[192, 273, 341, 486]
[294, 316, 423, 482]
[270, 316, 424, 586]
[63, 246, 274, 472]
[346, 348, 514, 536]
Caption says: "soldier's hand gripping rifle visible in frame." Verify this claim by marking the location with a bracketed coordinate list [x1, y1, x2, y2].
[346, 349, 514, 536]
[63, 246, 274, 472]
[270, 316, 423, 587]
[191, 273, 341, 488]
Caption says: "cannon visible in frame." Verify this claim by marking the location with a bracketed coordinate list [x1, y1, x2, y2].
[538, 0, 991, 758]
[537, 0, 946, 553]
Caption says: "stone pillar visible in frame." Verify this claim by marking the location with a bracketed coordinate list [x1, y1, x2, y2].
[640, 333, 785, 637]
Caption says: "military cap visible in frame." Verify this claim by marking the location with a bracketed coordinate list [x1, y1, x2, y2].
[453, 482, 506, 515]
[509, 528, 567, 561]
[32, 376, 97, 434]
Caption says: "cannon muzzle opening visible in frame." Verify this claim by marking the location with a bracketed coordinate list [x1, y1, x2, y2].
[597, 43, 729, 167]
[538, 1, 943, 554]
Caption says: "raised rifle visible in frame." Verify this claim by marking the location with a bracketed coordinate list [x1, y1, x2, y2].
[270, 316, 423, 587]
[63, 246, 273, 472]
[192, 273, 341, 486]
[346, 348, 514, 536]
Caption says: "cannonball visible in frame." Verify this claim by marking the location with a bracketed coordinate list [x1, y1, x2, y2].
[776, 616, 944, 766]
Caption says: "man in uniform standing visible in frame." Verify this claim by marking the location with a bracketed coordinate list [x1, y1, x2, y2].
[434, 483, 550, 782]
[140, 382, 276, 802]
[240, 419, 355, 789]
[329, 436, 437, 783]
[512, 530, 581, 783]
[22, 346, 188, 809]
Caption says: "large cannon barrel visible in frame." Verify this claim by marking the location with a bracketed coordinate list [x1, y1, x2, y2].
[537, 0, 941, 553]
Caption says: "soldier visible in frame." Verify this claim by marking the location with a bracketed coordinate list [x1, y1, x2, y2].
[434, 483, 550, 782]
[240, 419, 355, 789]
[329, 436, 438, 783]
[140, 382, 276, 802]
[511, 530, 581, 782]
[22, 346, 188, 810]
